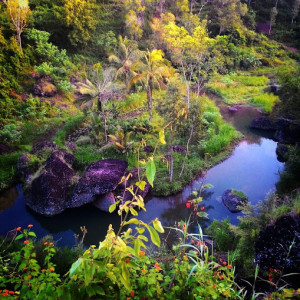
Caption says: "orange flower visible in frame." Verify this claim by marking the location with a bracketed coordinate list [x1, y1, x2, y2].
[43, 242, 48, 246]
[228, 264, 232, 269]
[16, 227, 21, 231]
[130, 291, 135, 297]
[28, 224, 33, 228]
[27, 275, 32, 279]
[154, 263, 162, 271]
[139, 250, 145, 256]
[219, 275, 223, 280]
[141, 269, 146, 274]
[49, 267, 54, 272]
[8, 291, 14, 295]
[24, 240, 29, 244]
[127, 298, 130, 300]
[41, 269, 45, 273]
[222, 261, 227, 266]
[212, 284, 216, 288]
[49, 242, 53, 246]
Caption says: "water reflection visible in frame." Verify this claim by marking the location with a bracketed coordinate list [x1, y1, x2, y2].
[0, 100, 284, 247]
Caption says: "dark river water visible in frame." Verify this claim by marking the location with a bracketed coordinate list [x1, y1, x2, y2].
[0, 99, 284, 247]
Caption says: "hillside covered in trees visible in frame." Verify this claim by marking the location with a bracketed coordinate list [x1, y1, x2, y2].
[0, 0, 300, 298]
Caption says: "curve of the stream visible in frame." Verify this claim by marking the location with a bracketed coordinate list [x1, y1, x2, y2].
[0, 98, 284, 247]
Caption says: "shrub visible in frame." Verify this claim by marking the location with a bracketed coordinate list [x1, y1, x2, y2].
[0, 124, 22, 143]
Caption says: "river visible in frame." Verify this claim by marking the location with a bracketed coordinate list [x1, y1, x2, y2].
[0, 98, 284, 247]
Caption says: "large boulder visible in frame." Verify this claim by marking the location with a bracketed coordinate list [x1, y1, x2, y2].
[25, 150, 75, 216]
[222, 189, 248, 213]
[17, 153, 34, 182]
[249, 117, 276, 131]
[274, 118, 300, 144]
[33, 76, 57, 97]
[255, 214, 300, 274]
[93, 192, 115, 212]
[31, 142, 57, 157]
[71, 159, 128, 208]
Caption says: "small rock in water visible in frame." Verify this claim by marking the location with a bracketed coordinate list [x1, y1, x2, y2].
[222, 189, 248, 213]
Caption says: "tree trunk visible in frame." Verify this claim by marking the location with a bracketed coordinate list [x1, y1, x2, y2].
[179, 123, 194, 178]
[147, 76, 153, 122]
[169, 146, 174, 183]
[17, 30, 22, 53]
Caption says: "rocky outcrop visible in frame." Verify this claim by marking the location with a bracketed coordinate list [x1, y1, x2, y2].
[31, 142, 57, 157]
[276, 143, 289, 162]
[222, 189, 248, 213]
[25, 150, 75, 216]
[249, 117, 276, 131]
[274, 118, 300, 144]
[255, 214, 300, 273]
[93, 192, 115, 212]
[33, 76, 57, 97]
[71, 159, 128, 208]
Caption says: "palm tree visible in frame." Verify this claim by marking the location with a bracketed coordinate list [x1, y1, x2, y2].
[108, 36, 141, 86]
[130, 49, 172, 122]
[76, 64, 125, 142]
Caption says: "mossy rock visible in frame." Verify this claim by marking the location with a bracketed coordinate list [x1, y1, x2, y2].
[33, 76, 57, 97]
[222, 189, 248, 213]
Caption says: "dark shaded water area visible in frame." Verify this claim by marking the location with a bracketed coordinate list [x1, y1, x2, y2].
[0, 97, 284, 247]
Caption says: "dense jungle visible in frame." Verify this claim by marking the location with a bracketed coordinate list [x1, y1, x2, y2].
[0, 0, 300, 298]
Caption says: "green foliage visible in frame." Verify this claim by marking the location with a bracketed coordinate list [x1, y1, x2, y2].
[231, 189, 247, 200]
[252, 93, 279, 113]
[207, 219, 237, 252]
[0, 152, 22, 191]
[53, 114, 85, 148]
[0, 124, 22, 143]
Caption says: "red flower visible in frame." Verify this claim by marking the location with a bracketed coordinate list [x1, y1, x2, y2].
[27, 275, 32, 279]
[28, 224, 33, 228]
[201, 206, 205, 211]
[130, 291, 135, 297]
[222, 261, 227, 266]
[186, 203, 191, 208]
[16, 227, 21, 231]
[44, 242, 48, 246]
[41, 269, 45, 273]
[49, 242, 53, 246]
[219, 275, 224, 280]
[212, 284, 216, 288]
[228, 264, 232, 269]
[126, 258, 130, 263]
[24, 240, 29, 244]
[8, 291, 14, 295]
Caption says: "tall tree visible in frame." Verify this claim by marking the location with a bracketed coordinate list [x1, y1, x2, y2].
[159, 14, 212, 109]
[269, 6, 278, 34]
[210, 0, 247, 35]
[291, 0, 300, 23]
[6, 0, 31, 52]
[108, 36, 141, 86]
[76, 64, 125, 142]
[130, 49, 172, 122]
[63, 0, 98, 47]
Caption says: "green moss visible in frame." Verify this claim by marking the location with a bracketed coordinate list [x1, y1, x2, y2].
[231, 189, 248, 200]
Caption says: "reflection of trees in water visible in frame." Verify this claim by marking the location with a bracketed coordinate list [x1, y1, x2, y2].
[0, 187, 18, 213]
[29, 204, 121, 248]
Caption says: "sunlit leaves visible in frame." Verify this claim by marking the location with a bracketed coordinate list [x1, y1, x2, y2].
[146, 157, 156, 187]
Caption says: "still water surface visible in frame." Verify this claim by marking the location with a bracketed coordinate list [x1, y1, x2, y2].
[0, 101, 284, 247]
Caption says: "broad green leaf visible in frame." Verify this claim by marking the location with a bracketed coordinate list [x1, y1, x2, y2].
[121, 263, 131, 290]
[146, 225, 161, 247]
[135, 181, 146, 191]
[153, 218, 164, 233]
[136, 227, 145, 234]
[109, 200, 120, 213]
[15, 234, 24, 240]
[159, 129, 166, 144]
[69, 258, 83, 277]
[137, 235, 148, 242]
[146, 157, 156, 187]
[28, 231, 36, 237]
